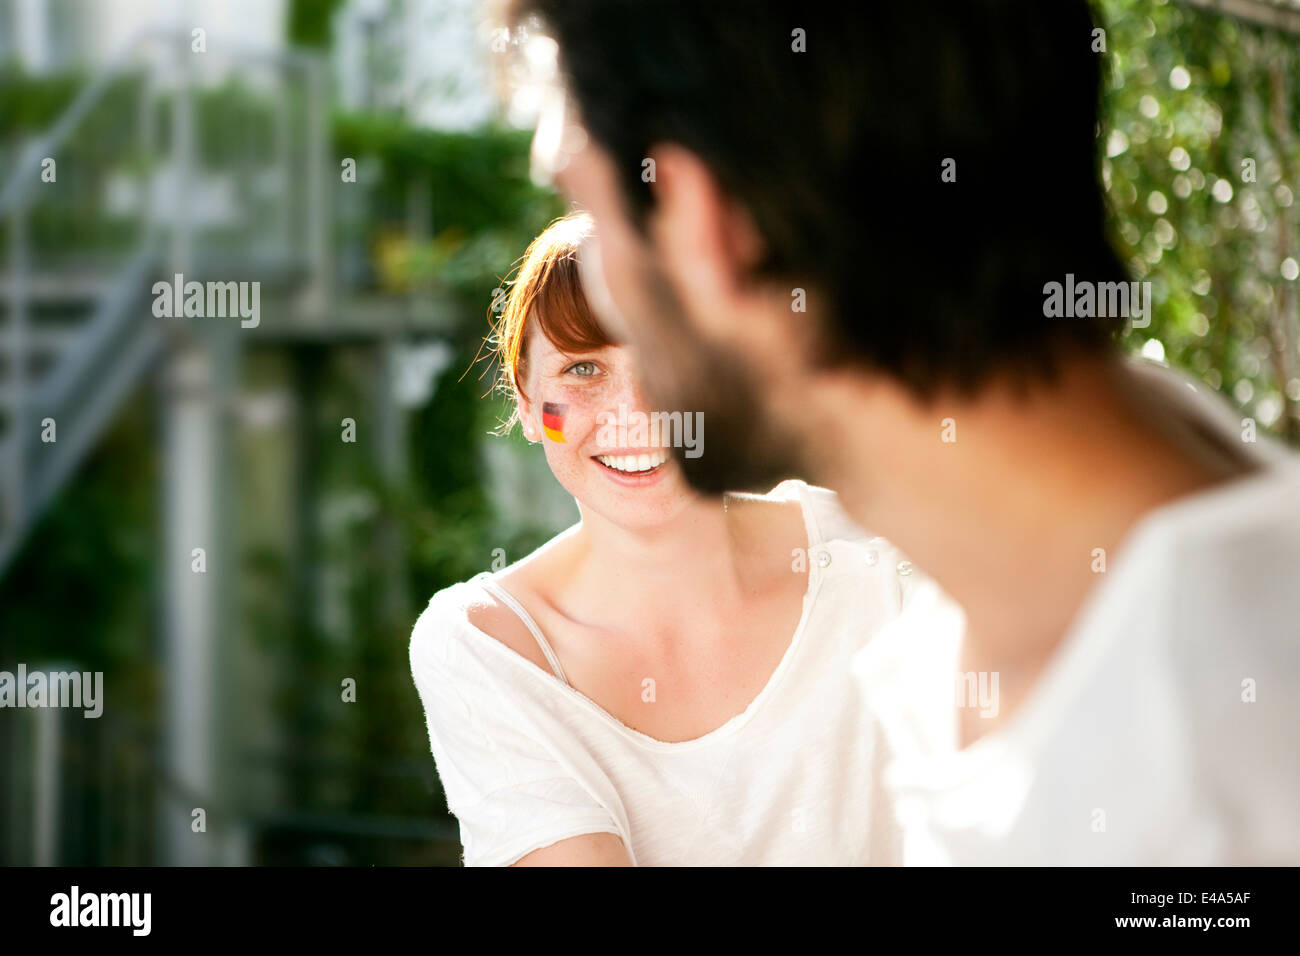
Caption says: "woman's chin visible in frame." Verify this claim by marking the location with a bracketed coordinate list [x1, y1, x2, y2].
[566, 457, 696, 527]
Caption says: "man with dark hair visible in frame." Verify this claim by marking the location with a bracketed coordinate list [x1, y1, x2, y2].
[508, 0, 1300, 863]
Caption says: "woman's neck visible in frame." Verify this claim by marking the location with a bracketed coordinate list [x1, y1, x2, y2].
[552, 492, 777, 629]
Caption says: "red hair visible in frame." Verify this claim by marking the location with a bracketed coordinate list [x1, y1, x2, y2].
[488, 212, 611, 432]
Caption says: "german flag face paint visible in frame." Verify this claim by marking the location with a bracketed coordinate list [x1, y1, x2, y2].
[541, 402, 567, 443]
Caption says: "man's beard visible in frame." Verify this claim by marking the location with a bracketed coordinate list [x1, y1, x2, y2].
[628, 255, 807, 496]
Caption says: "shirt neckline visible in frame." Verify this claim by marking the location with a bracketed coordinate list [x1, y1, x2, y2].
[456, 479, 828, 753]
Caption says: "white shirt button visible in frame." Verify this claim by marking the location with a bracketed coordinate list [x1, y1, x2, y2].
[816, 550, 832, 568]
[897, 560, 913, 577]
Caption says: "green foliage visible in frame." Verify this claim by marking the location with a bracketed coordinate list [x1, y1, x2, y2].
[0, 67, 143, 158]
[1094, 0, 1300, 442]
[288, 0, 348, 49]
[332, 112, 566, 305]
[0, 395, 159, 722]
[0, 68, 84, 134]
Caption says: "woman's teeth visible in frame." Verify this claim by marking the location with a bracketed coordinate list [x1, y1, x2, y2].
[595, 451, 669, 473]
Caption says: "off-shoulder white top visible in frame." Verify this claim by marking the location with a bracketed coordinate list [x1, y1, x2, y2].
[409, 479, 917, 866]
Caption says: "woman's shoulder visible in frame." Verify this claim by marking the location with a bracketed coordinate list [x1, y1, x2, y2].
[756, 478, 878, 547]
[410, 569, 559, 681]
[758, 479, 924, 590]
[724, 477, 881, 548]
[409, 575, 493, 671]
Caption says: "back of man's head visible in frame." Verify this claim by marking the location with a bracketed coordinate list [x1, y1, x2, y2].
[510, 0, 1129, 397]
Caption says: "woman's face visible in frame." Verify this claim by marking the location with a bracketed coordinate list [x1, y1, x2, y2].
[518, 323, 698, 529]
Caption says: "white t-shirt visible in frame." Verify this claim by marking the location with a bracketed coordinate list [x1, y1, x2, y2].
[409, 479, 912, 866]
[852, 358, 1300, 865]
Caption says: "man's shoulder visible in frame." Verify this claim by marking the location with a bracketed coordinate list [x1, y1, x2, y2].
[1101, 461, 1300, 643]
[1181, 456, 1300, 533]
[1151, 463, 1300, 861]
[1131, 460, 1300, 601]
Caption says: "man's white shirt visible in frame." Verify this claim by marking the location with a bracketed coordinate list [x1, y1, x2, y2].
[853, 359, 1300, 865]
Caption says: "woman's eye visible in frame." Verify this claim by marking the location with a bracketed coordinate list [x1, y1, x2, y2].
[564, 361, 599, 377]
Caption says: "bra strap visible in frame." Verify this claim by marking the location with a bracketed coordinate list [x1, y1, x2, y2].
[478, 578, 570, 685]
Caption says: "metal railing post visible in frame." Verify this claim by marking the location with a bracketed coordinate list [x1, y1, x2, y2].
[304, 57, 330, 317]
[171, 38, 194, 278]
[5, 191, 30, 538]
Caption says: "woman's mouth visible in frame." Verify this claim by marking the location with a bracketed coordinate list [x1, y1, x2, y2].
[592, 450, 670, 483]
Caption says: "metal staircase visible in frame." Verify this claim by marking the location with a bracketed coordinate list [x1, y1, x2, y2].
[0, 28, 330, 579]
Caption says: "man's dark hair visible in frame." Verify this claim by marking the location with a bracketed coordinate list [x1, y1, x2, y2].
[509, 0, 1130, 397]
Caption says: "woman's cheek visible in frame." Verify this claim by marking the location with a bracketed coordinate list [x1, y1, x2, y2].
[539, 404, 597, 491]
[548, 380, 614, 443]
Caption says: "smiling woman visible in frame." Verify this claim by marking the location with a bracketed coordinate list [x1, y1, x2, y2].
[408, 212, 919, 866]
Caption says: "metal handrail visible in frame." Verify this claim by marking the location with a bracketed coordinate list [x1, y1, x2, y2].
[0, 26, 327, 218]
[0, 27, 153, 219]
[0, 27, 330, 575]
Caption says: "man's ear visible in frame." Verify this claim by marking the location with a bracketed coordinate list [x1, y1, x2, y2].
[646, 144, 764, 319]
[645, 144, 796, 366]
